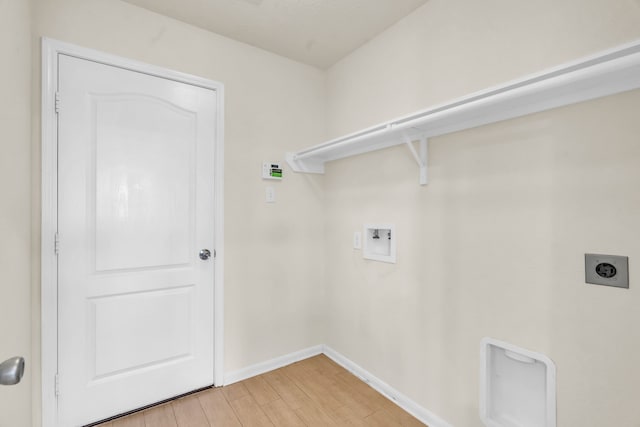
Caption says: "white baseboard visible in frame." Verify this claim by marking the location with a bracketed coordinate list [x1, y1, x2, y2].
[224, 345, 324, 385]
[224, 344, 453, 427]
[322, 345, 453, 427]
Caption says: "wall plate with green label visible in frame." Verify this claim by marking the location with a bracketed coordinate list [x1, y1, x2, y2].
[262, 162, 283, 180]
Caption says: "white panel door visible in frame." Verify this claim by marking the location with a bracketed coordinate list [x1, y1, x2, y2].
[57, 54, 217, 426]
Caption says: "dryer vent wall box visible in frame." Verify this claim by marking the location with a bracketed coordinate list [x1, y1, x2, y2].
[263, 162, 283, 180]
[480, 338, 557, 427]
[363, 224, 396, 263]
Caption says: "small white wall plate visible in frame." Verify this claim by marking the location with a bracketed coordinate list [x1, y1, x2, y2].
[353, 231, 362, 250]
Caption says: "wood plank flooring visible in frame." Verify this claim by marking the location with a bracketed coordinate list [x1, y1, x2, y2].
[96, 355, 426, 427]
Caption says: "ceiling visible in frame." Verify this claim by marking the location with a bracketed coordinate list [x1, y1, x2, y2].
[122, 0, 429, 69]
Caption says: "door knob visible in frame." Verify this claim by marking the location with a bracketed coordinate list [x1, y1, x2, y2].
[199, 249, 212, 260]
[0, 357, 25, 386]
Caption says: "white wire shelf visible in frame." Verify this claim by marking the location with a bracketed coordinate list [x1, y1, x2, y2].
[286, 39, 640, 184]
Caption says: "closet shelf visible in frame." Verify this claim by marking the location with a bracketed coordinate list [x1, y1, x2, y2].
[286, 39, 640, 185]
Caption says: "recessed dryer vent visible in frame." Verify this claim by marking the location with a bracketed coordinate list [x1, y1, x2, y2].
[480, 338, 556, 427]
[363, 224, 396, 263]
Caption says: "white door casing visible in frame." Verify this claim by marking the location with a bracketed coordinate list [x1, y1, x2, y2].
[41, 39, 225, 427]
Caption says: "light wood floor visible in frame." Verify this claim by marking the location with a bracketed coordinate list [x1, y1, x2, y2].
[95, 355, 426, 426]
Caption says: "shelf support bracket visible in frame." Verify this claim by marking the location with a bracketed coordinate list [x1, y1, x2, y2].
[403, 133, 428, 185]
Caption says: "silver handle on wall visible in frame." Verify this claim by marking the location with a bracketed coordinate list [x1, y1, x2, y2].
[0, 357, 25, 385]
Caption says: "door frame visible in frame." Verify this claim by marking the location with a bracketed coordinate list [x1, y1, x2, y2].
[41, 37, 225, 427]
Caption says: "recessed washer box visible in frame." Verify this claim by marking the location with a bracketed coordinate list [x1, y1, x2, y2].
[363, 223, 396, 263]
[585, 254, 629, 289]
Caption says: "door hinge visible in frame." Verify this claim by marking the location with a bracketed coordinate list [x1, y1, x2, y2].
[55, 92, 61, 114]
[54, 373, 60, 397]
[54, 232, 60, 255]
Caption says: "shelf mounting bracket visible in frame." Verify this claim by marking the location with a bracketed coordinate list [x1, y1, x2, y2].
[403, 133, 428, 185]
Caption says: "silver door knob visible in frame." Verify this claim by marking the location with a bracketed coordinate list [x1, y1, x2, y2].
[0, 357, 25, 386]
[199, 249, 212, 260]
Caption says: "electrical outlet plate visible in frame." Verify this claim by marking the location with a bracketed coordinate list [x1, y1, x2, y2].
[353, 232, 362, 250]
[585, 254, 629, 289]
[265, 186, 275, 203]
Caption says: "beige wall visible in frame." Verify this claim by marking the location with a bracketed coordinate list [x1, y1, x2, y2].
[324, 1, 640, 426]
[0, 0, 32, 426]
[29, 0, 326, 425]
[9, 0, 640, 425]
